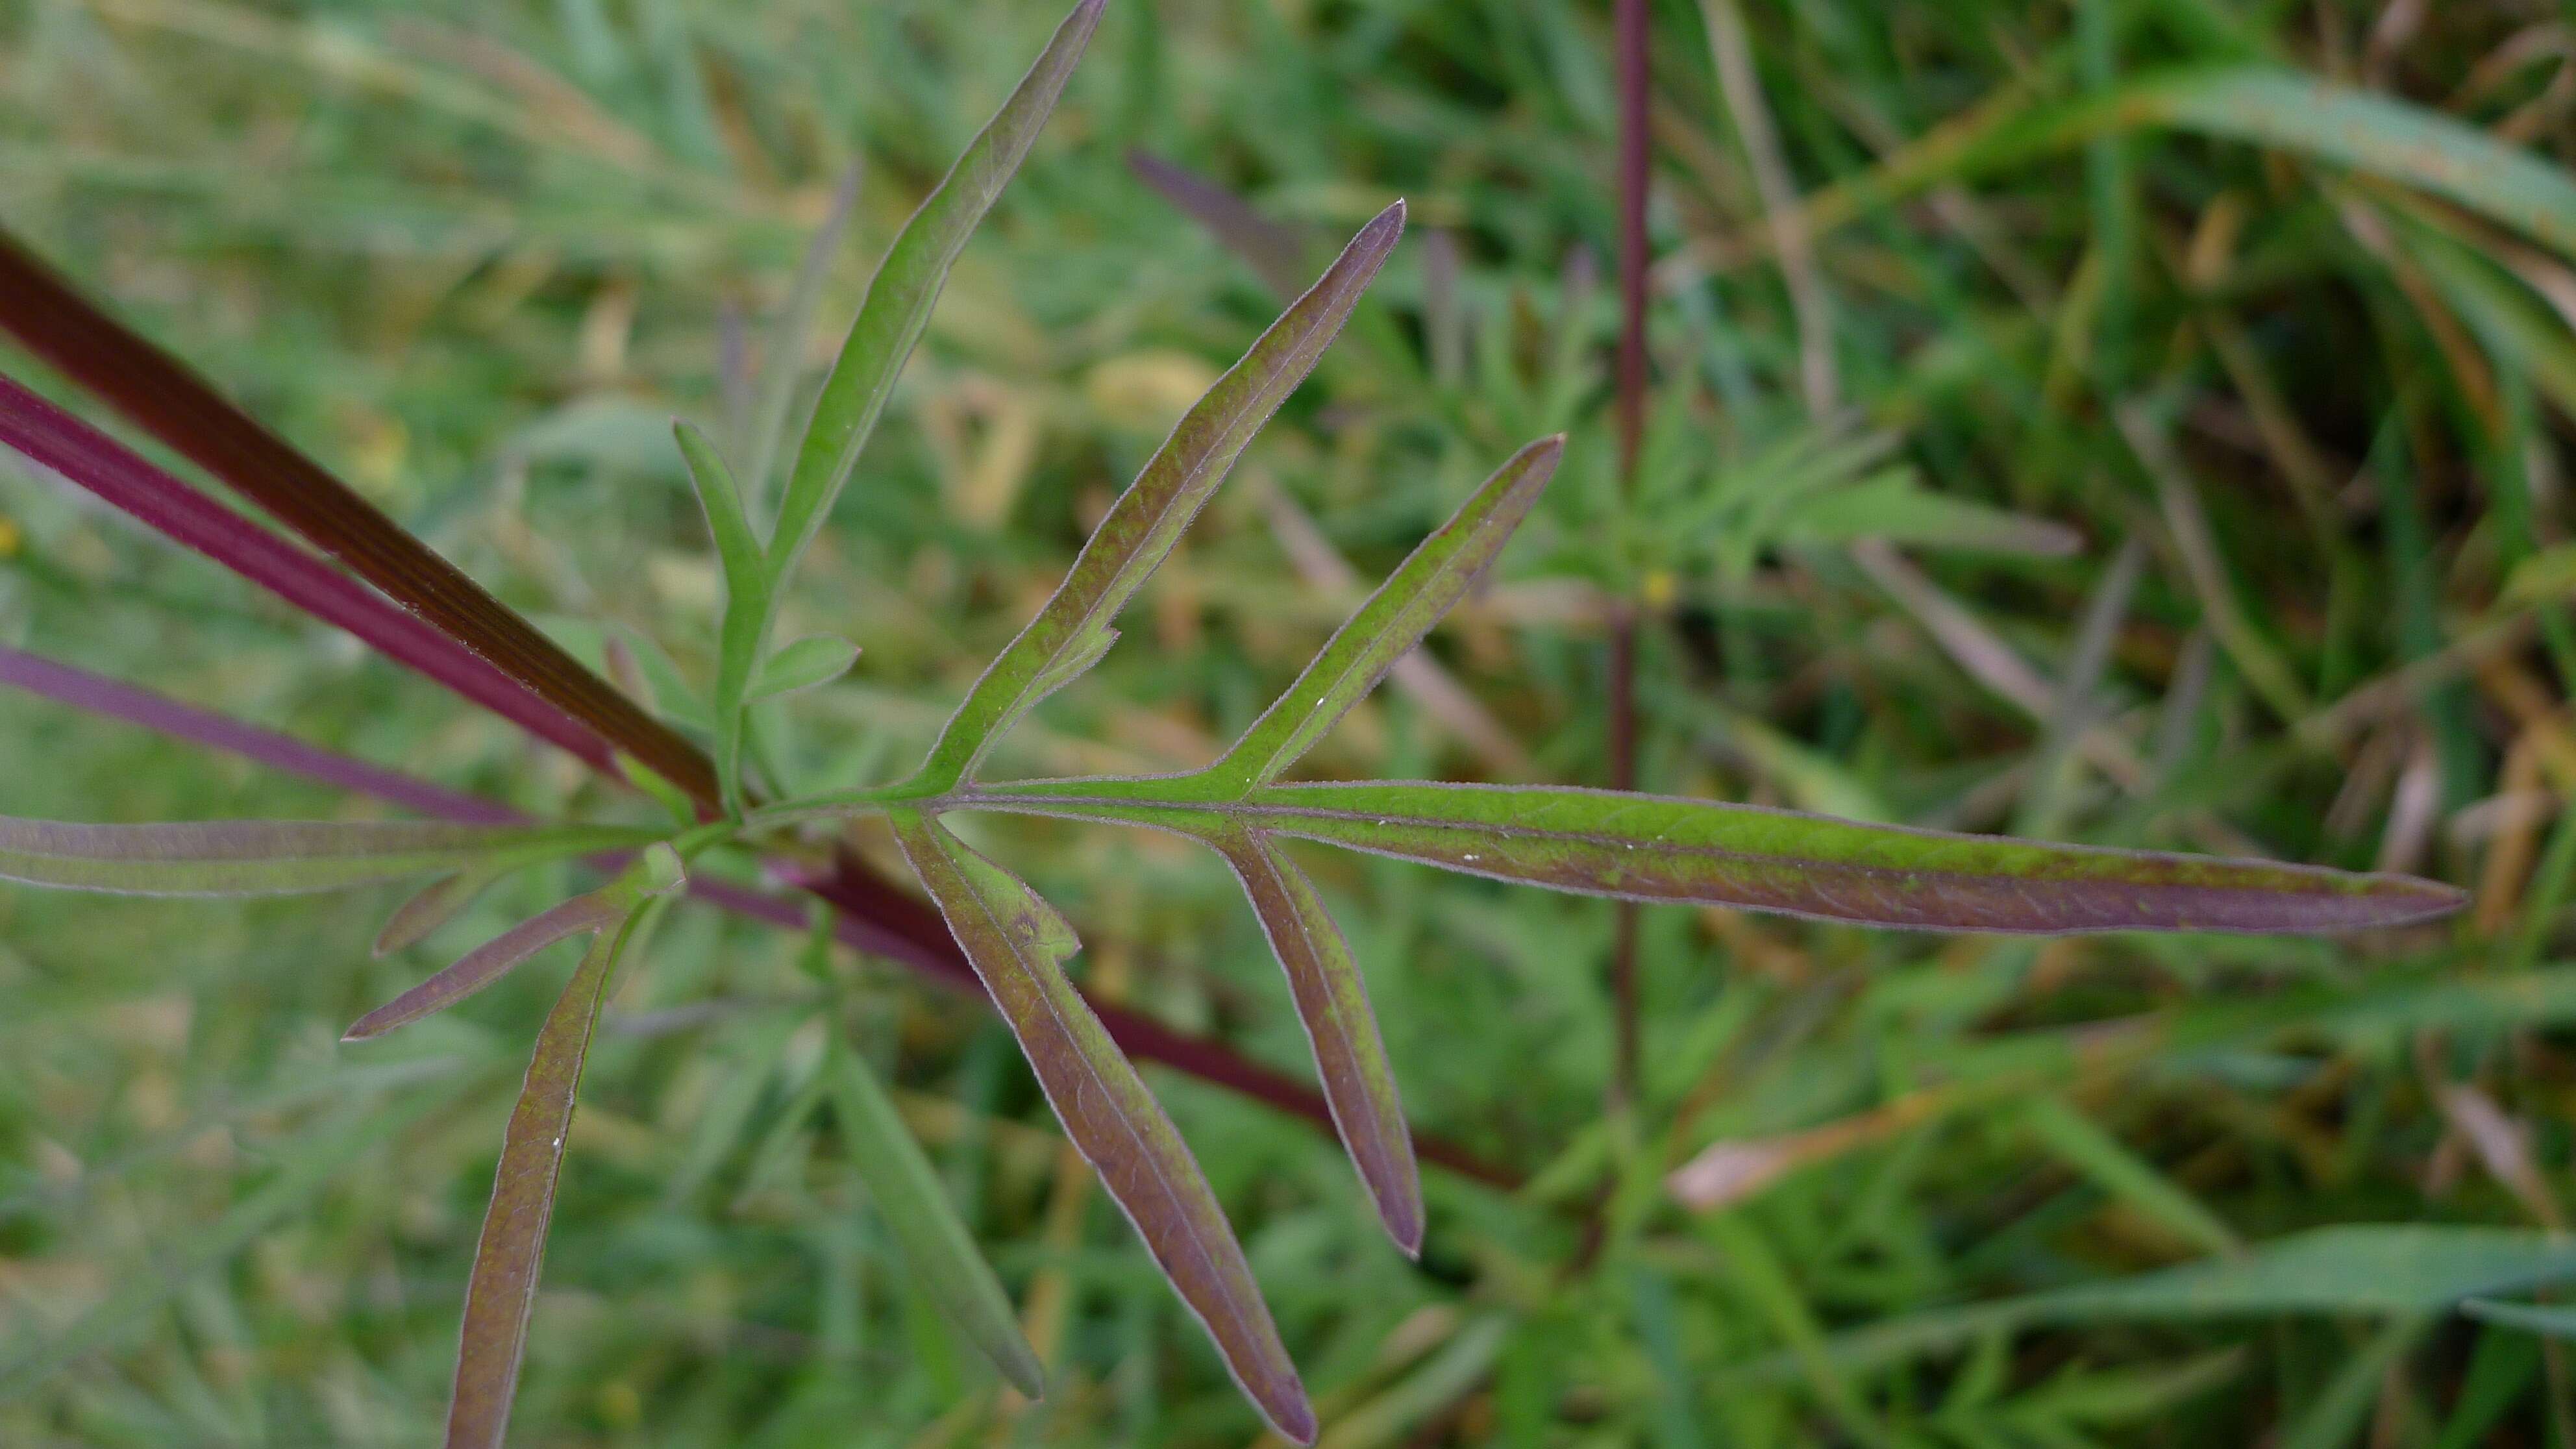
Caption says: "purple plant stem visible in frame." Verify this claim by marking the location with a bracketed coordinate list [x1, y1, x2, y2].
[0, 644, 1519, 1188]
[0, 377, 617, 774]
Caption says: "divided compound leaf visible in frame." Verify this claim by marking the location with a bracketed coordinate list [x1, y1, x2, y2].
[887, 810, 1315, 1443]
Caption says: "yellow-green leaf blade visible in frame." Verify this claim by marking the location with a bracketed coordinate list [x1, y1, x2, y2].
[912, 201, 1407, 791]
[887, 810, 1315, 1443]
[1209, 828, 1421, 1255]
[824, 1028, 1045, 1399]
[1209, 434, 1559, 791]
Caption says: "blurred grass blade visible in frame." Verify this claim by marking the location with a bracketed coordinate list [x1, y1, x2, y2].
[888, 810, 1315, 1443]
[769, 0, 1105, 591]
[748, 635, 861, 702]
[743, 161, 862, 512]
[1736, 1226, 2576, 1384]
[446, 907, 644, 1449]
[376, 865, 510, 957]
[2020, 1098, 2242, 1258]
[1125, 149, 1316, 299]
[2103, 71, 2576, 260]
[824, 1026, 1046, 1398]
[913, 201, 1406, 790]
[1209, 435, 1560, 791]
[348, 894, 623, 1041]
[674, 421, 766, 815]
[1208, 828, 1421, 1255]
[2464, 1298, 2576, 1339]
[0, 816, 648, 897]
[979, 781, 2464, 934]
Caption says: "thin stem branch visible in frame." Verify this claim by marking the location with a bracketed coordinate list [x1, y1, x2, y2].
[1607, 0, 1652, 1109]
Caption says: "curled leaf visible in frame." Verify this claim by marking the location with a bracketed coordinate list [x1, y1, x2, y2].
[825, 1030, 1045, 1398]
[1208, 829, 1420, 1254]
[889, 811, 1315, 1443]
[911, 199, 1407, 791]
[0, 816, 649, 898]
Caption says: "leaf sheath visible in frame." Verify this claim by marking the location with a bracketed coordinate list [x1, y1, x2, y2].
[888, 811, 1315, 1443]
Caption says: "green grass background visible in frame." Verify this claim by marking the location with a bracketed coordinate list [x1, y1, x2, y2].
[7, 0, 2576, 1443]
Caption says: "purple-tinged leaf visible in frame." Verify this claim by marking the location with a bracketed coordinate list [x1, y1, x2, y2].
[970, 781, 2468, 935]
[0, 815, 649, 898]
[1125, 150, 1317, 300]
[1207, 828, 1420, 1255]
[348, 893, 625, 1041]
[376, 867, 508, 957]
[445, 908, 641, 1449]
[887, 811, 1317, 1443]
[0, 376, 616, 773]
[1208, 436, 1560, 791]
[913, 201, 1407, 790]
[0, 238, 719, 804]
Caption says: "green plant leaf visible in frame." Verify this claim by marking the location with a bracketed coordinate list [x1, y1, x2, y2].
[1206, 434, 1560, 792]
[1206, 826, 1420, 1255]
[445, 903, 647, 1449]
[967, 780, 2464, 934]
[0, 816, 651, 898]
[887, 809, 1315, 1443]
[767, 0, 1105, 595]
[909, 200, 1407, 791]
[675, 421, 767, 817]
[2463, 1298, 2576, 1340]
[824, 1026, 1045, 1398]
[748, 634, 861, 703]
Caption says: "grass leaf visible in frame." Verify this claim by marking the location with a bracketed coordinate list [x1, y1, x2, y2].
[767, 0, 1106, 593]
[888, 809, 1315, 1443]
[748, 635, 861, 703]
[1207, 434, 1560, 792]
[911, 200, 1406, 790]
[0, 816, 650, 898]
[969, 781, 2464, 934]
[1206, 827, 1420, 1254]
[445, 906, 645, 1449]
[824, 1026, 1046, 1398]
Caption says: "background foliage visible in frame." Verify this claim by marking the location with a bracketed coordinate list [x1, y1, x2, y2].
[4, 0, 2575, 1443]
